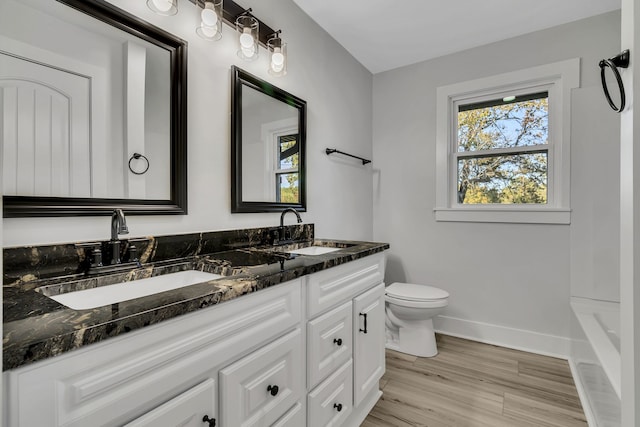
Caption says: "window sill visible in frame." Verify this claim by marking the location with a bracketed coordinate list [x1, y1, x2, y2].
[434, 207, 571, 224]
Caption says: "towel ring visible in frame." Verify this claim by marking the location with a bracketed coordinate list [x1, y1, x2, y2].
[128, 153, 149, 175]
[599, 50, 630, 113]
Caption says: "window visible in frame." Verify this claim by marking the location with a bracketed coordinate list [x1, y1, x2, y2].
[456, 91, 549, 205]
[275, 134, 299, 203]
[435, 59, 579, 224]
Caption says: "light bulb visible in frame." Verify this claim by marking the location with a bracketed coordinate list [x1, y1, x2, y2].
[151, 0, 172, 12]
[503, 95, 516, 102]
[241, 46, 255, 58]
[201, 5, 218, 27]
[272, 51, 284, 67]
[271, 61, 284, 73]
[240, 28, 255, 48]
[200, 25, 217, 38]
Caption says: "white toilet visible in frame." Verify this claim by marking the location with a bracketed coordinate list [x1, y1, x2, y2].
[385, 282, 449, 357]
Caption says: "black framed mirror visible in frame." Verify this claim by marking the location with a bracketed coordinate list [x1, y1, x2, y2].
[1, 0, 187, 217]
[231, 66, 307, 213]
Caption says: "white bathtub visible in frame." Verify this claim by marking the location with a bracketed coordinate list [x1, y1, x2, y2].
[570, 297, 621, 426]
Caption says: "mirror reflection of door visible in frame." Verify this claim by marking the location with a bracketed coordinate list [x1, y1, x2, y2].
[0, 0, 171, 201]
[1, 53, 91, 198]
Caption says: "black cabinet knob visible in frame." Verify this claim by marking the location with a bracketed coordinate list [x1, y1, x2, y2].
[334, 403, 343, 412]
[333, 338, 343, 346]
[267, 384, 279, 396]
[202, 415, 216, 426]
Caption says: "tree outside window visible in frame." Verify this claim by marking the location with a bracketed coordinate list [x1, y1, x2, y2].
[456, 92, 549, 205]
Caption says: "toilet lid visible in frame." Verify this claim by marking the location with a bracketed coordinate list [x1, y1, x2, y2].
[386, 282, 449, 301]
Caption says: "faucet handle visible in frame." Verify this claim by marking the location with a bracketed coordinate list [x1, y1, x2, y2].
[75, 242, 103, 268]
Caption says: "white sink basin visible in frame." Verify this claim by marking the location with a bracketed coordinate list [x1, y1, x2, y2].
[49, 270, 223, 310]
[286, 246, 342, 256]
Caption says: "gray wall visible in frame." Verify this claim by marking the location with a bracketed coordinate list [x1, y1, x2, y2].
[372, 11, 621, 356]
[2, 0, 374, 246]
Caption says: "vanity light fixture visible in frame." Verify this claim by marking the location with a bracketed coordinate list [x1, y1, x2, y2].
[196, 0, 223, 41]
[236, 11, 259, 61]
[147, 0, 177, 16]
[150, 0, 288, 73]
[267, 30, 287, 76]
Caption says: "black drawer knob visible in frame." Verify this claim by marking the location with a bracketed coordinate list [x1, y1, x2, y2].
[334, 403, 343, 412]
[267, 384, 279, 396]
[333, 338, 343, 346]
[202, 415, 216, 426]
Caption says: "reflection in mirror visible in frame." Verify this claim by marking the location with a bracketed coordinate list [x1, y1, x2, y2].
[0, 0, 187, 216]
[241, 85, 299, 203]
[232, 66, 306, 213]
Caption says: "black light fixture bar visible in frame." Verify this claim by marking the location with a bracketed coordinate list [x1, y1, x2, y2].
[190, 0, 277, 47]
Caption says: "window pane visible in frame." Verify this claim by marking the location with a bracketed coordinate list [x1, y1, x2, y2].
[457, 152, 547, 204]
[276, 173, 299, 203]
[457, 93, 548, 152]
[278, 136, 298, 171]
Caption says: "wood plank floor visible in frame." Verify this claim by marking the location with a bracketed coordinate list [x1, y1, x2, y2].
[361, 334, 587, 427]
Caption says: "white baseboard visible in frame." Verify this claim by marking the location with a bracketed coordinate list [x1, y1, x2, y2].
[568, 358, 598, 427]
[434, 315, 571, 359]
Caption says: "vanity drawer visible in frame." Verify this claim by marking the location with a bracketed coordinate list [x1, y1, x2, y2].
[271, 402, 304, 427]
[123, 378, 216, 427]
[307, 301, 353, 389]
[307, 253, 385, 318]
[307, 359, 353, 427]
[220, 328, 303, 427]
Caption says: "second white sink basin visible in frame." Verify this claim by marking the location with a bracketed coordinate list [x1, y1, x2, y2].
[49, 270, 223, 310]
[286, 246, 342, 256]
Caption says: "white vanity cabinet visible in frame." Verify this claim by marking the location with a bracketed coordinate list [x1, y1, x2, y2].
[3, 251, 387, 427]
[3, 279, 302, 427]
[305, 253, 386, 427]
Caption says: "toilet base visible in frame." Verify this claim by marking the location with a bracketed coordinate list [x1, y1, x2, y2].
[385, 318, 438, 358]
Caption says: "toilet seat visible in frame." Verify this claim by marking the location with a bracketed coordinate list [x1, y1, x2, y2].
[385, 282, 449, 302]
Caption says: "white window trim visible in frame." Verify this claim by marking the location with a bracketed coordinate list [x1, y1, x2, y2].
[434, 58, 580, 224]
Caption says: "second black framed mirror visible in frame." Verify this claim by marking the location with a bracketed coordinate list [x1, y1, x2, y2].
[231, 66, 307, 213]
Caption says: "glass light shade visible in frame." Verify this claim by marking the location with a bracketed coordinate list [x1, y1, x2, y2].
[147, 0, 177, 16]
[267, 37, 287, 76]
[235, 15, 259, 61]
[196, 0, 222, 41]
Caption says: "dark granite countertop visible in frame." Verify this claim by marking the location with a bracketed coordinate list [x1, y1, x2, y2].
[3, 237, 388, 371]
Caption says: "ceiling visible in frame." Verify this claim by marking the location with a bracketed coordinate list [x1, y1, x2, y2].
[291, 0, 621, 74]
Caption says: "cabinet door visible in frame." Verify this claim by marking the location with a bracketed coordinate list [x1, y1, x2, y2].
[307, 301, 353, 389]
[123, 378, 216, 427]
[307, 360, 353, 427]
[220, 329, 303, 427]
[353, 283, 386, 406]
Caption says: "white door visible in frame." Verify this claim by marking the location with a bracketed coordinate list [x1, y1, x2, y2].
[0, 52, 91, 197]
[353, 283, 386, 406]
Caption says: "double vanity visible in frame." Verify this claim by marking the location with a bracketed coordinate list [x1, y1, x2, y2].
[3, 224, 389, 427]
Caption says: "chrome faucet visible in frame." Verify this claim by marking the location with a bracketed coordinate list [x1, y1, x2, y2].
[280, 208, 302, 241]
[110, 209, 129, 264]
